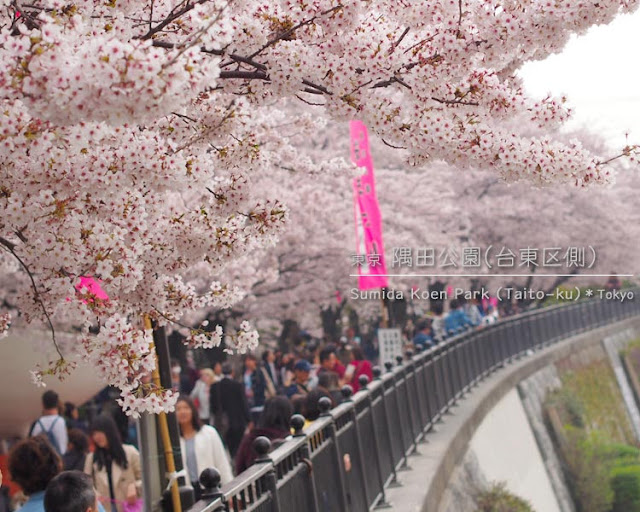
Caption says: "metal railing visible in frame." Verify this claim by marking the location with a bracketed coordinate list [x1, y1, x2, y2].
[191, 290, 640, 512]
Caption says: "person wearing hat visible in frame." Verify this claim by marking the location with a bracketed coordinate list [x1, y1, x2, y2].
[285, 360, 312, 399]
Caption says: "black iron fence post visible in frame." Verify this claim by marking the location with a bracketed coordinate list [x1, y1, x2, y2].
[374, 367, 401, 487]
[253, 437, 281, 512]
[388, 360, 411, 470]
[359, 375, 392, 509]
[398, 355, 421, 455]
[340, 385, 371, 507]
[290, 415, 320, 512]
[406, 351, 427, 444]
[319, 397, 350, 511]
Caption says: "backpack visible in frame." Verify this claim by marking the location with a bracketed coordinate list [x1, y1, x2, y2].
[34, 417, 62, 454]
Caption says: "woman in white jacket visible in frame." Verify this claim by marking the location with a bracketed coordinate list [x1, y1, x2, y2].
[176, 396, 233, 500]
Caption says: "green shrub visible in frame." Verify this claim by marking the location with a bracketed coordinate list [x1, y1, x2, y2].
[602, 443, 640, 467]
[475, 482, 534, 512]
[562, 427, 614, 512]
[611, 465, 640, 512]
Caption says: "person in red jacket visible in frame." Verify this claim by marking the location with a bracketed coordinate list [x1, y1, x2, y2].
[346, 346, 373, 393]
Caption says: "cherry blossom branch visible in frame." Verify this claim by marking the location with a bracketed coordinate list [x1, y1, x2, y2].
[295, 94, 325, 106]
[381, 138, 407, 150]
[12, 0, 40, 30]
[372, 76, 412, 90]
[151, 39, 224, 56]
[302, 88, 325, 96]
[402, 34, 439, 55]
[151, 307, 193, 330]
[596, 145, 639, 166]
[162, 1, 232, 68]
[171, 101, 236, 153]
[138, 0, 208, 40]
[0, 236, 63, 361]
[0, 235, 16, 252]
[431, 96, 479, 106]
[220, 54, 267, 70]
[247, 4, 344, 60]
[389, 27, 411, 55]
[301, 79, 333, 96]
[219, 70, 268, 80]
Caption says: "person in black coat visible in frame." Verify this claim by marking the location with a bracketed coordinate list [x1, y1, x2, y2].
[210, 363, 251, 458]
[62, 428, 90, 471]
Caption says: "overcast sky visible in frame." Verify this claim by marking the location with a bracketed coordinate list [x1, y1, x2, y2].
[518, 8, 640, 149]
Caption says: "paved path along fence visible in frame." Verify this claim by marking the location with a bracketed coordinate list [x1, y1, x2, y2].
[189, 291, 640, 512]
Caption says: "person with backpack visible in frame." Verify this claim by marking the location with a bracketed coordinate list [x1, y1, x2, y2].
[30, 390, 68, 456]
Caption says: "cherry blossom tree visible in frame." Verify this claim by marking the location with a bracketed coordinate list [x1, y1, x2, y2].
[222, 127, 640, 336]
[457, 130, 640, 295]
[1, 0, 639, 415]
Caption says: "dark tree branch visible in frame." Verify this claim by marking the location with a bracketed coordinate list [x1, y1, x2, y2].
[151, 39, 224, 55]
[138, 0, 208, 40]
[220, 54, 267, 70]
[390, 26, 410, 54]
[0, 235, 16, 251]
[431, 96, 479, 106]
[219, 70, 269, 80]
[0, 236, 63, 360]
[381, 138, 406, 150]
[301, 79, 333, 95]
[597, 145, 639, 166]
[302, 87, 325, 95]
[296, 94, 325, 106]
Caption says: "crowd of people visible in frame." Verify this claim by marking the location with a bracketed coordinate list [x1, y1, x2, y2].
[410, 297, 499, 350]
[0, 293, 516, 512]
[172, 342, 374, 489]
[0, 337, 376, 512]
[1, 389, 143, 512]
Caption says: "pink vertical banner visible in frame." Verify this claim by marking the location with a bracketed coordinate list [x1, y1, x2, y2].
[350, 120, 389, 290]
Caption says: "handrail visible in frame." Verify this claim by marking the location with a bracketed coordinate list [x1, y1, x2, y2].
[190, 288, 640, 512]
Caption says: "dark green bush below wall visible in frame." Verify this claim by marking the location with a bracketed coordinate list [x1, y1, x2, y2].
[611, 465, 640, 512]
[475, 482, 535, 512]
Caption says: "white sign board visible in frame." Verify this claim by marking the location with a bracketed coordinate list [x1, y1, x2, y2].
[378, 328, 404, 369]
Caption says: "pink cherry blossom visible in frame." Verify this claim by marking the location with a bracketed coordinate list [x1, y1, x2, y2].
[1, 0, 638, 414]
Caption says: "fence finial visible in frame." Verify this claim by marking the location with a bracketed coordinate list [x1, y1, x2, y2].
[318, 396, 332, 416]
[290, 414, 306, 436]
[253, 436, 272, 462]
[199, 468, 222, 501]
[341, 384, 354, 401]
